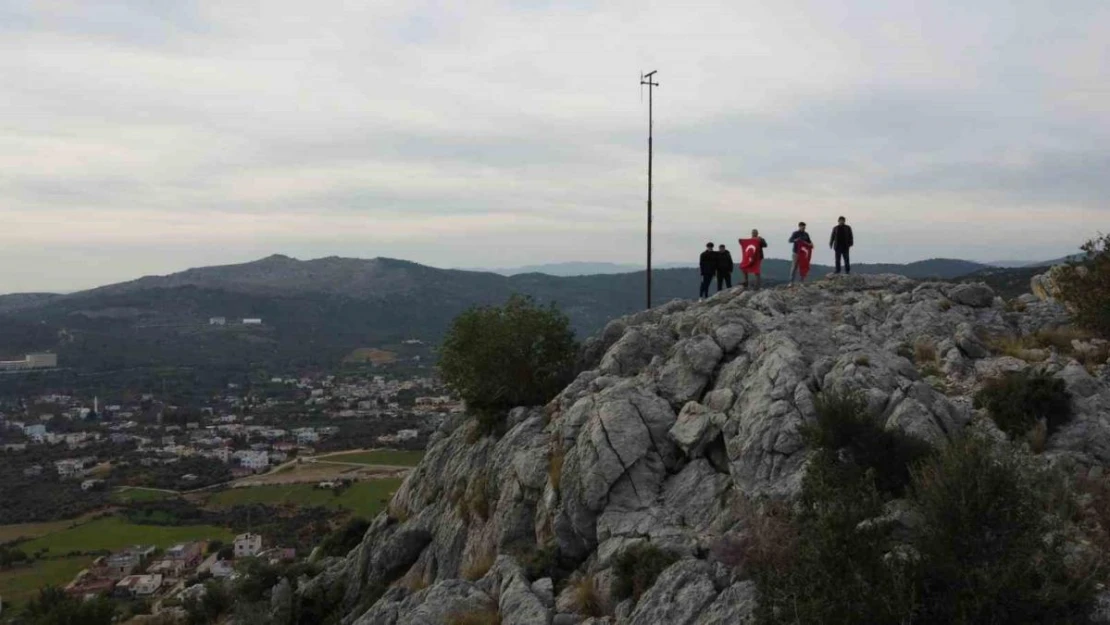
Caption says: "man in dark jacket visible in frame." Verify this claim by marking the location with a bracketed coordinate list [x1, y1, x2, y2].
[698, 242, 717, 299]
[829, 216, 854, 274]
[716, 244, 734, 291]
[788, 222, 812, 285]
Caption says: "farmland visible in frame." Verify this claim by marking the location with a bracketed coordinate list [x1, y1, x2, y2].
[316, 450, 424, 467]
[205, 478, 403, 519]
[21, 516, 234, 555]
[0, 556, 94, 606]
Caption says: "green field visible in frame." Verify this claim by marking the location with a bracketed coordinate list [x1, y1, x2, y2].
[206, 478, 403, 519]
[318, 450, 424, 467]
[21, 517, 234, 556]
[0, 556, 94, 606]
[112, 488, 178, 503]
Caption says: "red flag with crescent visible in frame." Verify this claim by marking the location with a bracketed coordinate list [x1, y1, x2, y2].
[796, 240, 814, 279]
[739, 238, 762, 274]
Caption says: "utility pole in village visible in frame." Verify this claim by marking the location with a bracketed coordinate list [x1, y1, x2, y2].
[640, 70, 658, 309]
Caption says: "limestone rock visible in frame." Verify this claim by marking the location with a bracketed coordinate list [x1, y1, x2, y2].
[947, 283, 996, 308]
[299, 272, 1110, 625]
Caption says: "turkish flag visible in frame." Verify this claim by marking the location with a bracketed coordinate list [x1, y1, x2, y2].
[738, 238, 763, 274]
[796, 240, 814, 278]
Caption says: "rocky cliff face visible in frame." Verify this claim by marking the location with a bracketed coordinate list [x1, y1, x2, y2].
[302, 273, 1110, 625]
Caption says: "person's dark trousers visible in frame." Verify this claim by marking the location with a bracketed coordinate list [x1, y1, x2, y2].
[717, 271, 732, 291]
[699, 274, 713, 298]
[835, 248, 851, 274]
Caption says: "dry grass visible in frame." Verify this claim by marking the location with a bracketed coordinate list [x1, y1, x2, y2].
[710, 498, 798, 578]
[854, 355, 871, 367]
[569, 574, 604, 617]
[387, 498, 411, 523]
[939, 299, 953, 312]
[988, 327, 1107, 370]
[990, 335, 1049, 362]
[913, 338, 938, 365]
[446, 606, 502, 625]
[549, 439, 565, 494]
[462, 547, 496, 581]
[1026, 420, 1049, 454]
[466, 475, 491, 522]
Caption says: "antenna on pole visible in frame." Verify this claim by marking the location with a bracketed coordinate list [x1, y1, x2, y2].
[640, 70, 659, 310]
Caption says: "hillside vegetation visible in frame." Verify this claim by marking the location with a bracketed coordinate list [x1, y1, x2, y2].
[0, 255, 994, 371]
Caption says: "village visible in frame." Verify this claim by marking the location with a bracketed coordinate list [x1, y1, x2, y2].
[0, 368, 461, 620]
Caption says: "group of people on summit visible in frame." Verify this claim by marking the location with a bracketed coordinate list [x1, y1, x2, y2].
[698, 216, 855, 298]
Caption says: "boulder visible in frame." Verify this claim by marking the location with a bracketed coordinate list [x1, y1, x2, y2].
[947, 283, 996, 308]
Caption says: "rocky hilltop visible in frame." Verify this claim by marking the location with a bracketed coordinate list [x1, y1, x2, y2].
[301, 273, 1109, 625]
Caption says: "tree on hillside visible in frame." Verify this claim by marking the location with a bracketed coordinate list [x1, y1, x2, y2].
[438, 294, 578, 435]
[1058, 233, 1110, 337]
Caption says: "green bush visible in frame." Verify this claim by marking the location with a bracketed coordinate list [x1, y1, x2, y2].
[439, 294, 578, 436]
[802, 389, 933, 496]
[974, 370, 1072, 438]
[753, 449, 915, 624]
[513, 541, 559, 581]
[751, 435, 1100, 625]
[911, 435, 1099, 624]
[612, 543, 679, 602]
[319, 517, 371, 557]
[22, 586, 115, 625]
[1058, 233, 1110, 337]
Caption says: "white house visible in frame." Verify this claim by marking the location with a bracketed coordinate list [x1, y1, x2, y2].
[242, 318, 262, 325]
[234, 533, 263, 558]
[209, 317, 227, 326]
[235, 450, 269, 471]
[23, 424, 47, 442]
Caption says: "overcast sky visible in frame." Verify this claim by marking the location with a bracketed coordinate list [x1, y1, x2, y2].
[2, 0, 1108, 293]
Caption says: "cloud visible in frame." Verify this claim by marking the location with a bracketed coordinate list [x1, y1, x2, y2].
[0, 0, 1107, 292]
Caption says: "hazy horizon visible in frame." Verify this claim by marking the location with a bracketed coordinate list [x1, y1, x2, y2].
[2, 1, 1105, 293]
[0, 251, 1067, 297]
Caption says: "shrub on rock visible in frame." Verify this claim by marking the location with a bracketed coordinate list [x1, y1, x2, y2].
[439, 294, 578, 436]
[802, 390, 933, 496]
[974, 370, 1072, 438]
[1058, 233, 1110, 337]
[911, 435, 1099, 624]
[612, 543, 679, 603]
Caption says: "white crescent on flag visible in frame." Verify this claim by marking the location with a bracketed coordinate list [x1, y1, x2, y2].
[744, 244, 756, 256]
[800, 247, 810, 259]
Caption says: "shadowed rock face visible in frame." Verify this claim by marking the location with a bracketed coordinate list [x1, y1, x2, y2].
[296, 273, 1110, 625]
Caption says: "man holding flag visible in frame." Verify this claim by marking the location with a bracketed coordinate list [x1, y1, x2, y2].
[789, 222, 813, 285]
[738, 229, 768, 289]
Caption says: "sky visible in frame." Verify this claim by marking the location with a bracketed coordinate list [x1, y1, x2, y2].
[2, 0, 1108, 293]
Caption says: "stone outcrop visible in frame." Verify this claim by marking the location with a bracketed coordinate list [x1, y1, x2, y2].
[297, 273, 1110, 625]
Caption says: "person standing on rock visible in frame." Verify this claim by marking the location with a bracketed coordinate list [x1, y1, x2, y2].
[716, 244, 734, 292]
[738, 230, 768, 289]
[699, 242, 717, 299]
[788, 222, 812, 285]
[829, 216, 854, 274]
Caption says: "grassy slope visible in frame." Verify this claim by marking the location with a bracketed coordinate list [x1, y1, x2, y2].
[205, 479, 403, 519]
[111, 488, 179, 503]
[0, 556, 94, 606]
[21, 517, 233, 555]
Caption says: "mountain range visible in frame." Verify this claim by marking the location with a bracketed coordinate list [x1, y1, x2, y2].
[0, 254, 1049, 372]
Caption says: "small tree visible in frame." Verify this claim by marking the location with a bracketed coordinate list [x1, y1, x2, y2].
[439, 295, 578, 435]
[974, 370, 1072, 438]
[1058, 233, 1110, 337]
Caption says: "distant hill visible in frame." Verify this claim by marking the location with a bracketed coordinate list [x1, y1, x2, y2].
[0, 254, 998, 372]
[486, 261, 690, 276]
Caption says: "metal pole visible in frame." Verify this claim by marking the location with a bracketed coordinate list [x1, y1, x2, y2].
[641, 71, 658, 309]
